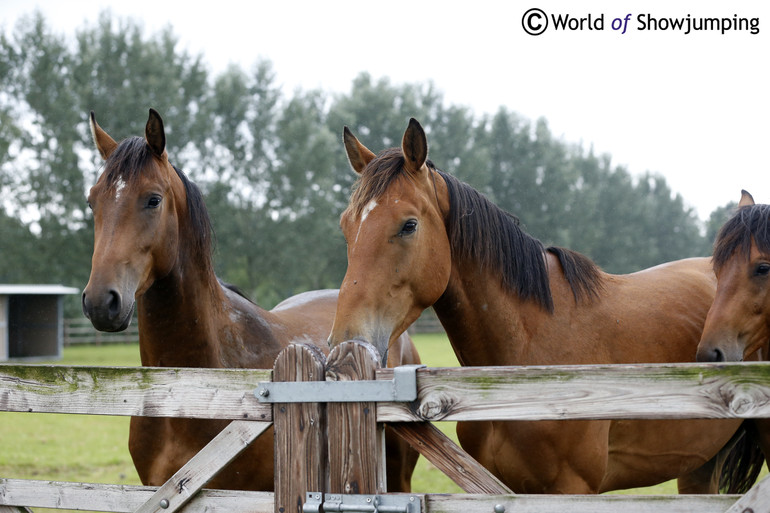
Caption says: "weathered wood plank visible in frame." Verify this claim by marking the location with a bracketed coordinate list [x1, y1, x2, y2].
[133, 420, 271, 513]
[273, 344, 327, 513]
[423, 494, 740, 513]
[0, 479, 273, 512]
[724, 473, 770, 512]
[0, 365, 272, 420]
[327, 341, 385, 494]
[0, 479, 743, 513]
[3, 362, 770, 423]
[377, 362, 770, 422]
[388, 422, 512, 494]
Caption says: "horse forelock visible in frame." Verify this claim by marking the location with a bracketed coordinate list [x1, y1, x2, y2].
[714, 204, 770, 272]
[349, 148, 408, 217]
[100, 136, 215, 269]
[103, 137, 152, 185]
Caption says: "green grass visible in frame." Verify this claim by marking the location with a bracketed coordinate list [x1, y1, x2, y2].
[3, 333, 766, 509]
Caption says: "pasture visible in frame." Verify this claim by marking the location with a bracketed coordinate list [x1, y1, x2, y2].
[0, 334, 705, 499]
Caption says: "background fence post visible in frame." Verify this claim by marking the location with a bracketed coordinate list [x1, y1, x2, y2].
[273, 344, 327, 513]
[326, 340, 385, 494]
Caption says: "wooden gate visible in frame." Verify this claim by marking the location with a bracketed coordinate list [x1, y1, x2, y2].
[2, 339, 770, 512]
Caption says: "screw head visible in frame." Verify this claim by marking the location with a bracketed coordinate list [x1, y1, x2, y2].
[159, 498, 170, 509]
[494, 504, 505, 513]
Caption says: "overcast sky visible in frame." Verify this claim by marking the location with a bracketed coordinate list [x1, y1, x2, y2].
[3, 0, 768, 220]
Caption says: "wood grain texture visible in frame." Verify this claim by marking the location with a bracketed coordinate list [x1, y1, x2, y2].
[133, 419, 270, 513]
[326, 341, 385, 494]
[423, 493, 740, 513]
[376, 362, 770, 421]
[0, 479, 273, 512]
[273, 344, 327, 513]
[0, 365, 272, 420]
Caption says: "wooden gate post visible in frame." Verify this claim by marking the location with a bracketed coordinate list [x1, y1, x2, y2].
[273, 344, 327, 513]
[326, 341, 385, 494]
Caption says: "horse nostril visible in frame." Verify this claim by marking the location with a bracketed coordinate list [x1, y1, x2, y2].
[107, 289, 121, 318]
[713, 348, 725, 362]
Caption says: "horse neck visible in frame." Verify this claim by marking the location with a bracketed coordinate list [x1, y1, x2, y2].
[432, 257, 557, 367]
[136, 251, 225, 367]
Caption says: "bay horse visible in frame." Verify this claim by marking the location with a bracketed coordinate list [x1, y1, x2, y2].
[81, 109, 420, 491]
[328, 118, 757, 494]
[696, 190, 770, 485]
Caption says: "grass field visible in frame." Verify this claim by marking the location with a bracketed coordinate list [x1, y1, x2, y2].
[5, 332, 766, 510]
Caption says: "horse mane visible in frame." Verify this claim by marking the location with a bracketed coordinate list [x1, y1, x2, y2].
[349, 148, 604, 311]
[713, 203, 770, 273]
[103, 136, 215, 275]
[438, 170, 603, 311]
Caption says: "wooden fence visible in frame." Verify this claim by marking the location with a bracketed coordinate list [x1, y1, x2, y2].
[64, 317, 139, 345]
[1, 340, 770, 513]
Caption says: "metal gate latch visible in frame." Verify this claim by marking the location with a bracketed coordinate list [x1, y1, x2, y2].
[255, 364, 425, 403]
[303, 493, 420, 513]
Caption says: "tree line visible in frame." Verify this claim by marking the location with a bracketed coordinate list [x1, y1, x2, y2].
[0, 11, 734, 316]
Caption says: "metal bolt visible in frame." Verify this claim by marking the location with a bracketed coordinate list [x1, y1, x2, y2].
[159, 499, 170, 509]
[258, 388, 269, 397]
[494, 504, 505, 513]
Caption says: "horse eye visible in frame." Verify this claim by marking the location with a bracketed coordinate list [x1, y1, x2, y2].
[146, 196, 162, 209]
[755, 263, 770, 276]
[86, 201, 93, 211]
[400, 219, 418, 236]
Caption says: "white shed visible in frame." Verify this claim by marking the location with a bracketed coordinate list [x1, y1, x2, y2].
[0, 285, 79, 361]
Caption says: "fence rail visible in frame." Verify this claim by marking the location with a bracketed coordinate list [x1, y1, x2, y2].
[63, 317, 139, 345]
[2, 348, 770, 512]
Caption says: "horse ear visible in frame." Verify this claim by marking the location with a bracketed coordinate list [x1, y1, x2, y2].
[739, 190, 755, 207]
[343, 126, 376, 174]
[145, 108, 167, 158]
[402, 118, 427, 174]
[90, 111, 118, 160]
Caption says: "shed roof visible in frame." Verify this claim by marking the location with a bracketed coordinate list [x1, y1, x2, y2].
[0, 285, 80, 295]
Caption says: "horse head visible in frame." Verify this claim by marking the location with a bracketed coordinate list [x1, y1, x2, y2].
[82, 109, 188, 331]
[328, 119, 451, 363]
[697, 190, 770, 362]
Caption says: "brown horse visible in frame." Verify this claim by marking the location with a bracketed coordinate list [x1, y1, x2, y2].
[82, 109, 420, 491]
[698, 191, 770, 363]
[696, 190, 770, 486]
[328, 118, 756, 494]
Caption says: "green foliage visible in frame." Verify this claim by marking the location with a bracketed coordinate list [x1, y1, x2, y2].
[0, 10, 734, 314]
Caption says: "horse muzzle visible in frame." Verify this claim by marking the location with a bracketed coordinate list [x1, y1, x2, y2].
[82, 287, 135, 332]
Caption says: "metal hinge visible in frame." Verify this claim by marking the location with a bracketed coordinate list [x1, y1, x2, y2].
[302, 492, 421, 513]
[255, 364, 425, 403]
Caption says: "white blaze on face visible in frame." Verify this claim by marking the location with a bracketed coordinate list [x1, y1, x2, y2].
[355, 199, 378, 244]
[114, 177, 126, 201]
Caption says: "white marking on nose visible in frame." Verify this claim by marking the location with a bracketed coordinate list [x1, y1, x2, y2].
[355, 200, 378, 244]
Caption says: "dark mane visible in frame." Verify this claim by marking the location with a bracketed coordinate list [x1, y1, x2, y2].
[713, 203, 770, 272]
[103, 137, 214, 272]
[349, 148, 604, 311]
